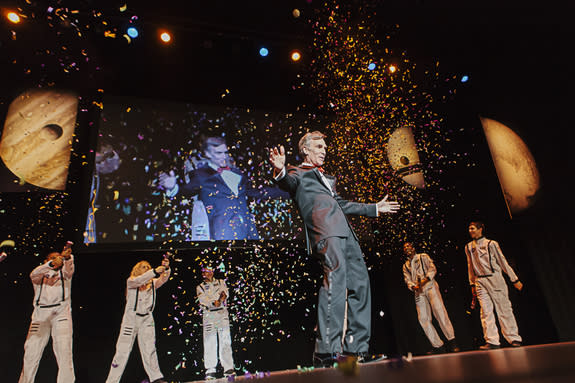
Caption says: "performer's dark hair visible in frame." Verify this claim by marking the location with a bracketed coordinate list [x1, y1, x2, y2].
[469, 221, 485, 231]
[201, 136, 226, 154]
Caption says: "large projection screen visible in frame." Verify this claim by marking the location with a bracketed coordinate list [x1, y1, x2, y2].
[83, 97, 316, 245]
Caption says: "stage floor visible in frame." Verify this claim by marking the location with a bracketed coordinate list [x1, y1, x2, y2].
[188, 341, 575, 383]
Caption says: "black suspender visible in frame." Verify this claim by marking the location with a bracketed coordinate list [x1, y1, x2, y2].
[35, 277, 45, 306]
[487, 240, 495, 273]
[419, 254, 427, 276]
[468, 242, 478, 276]
[150, 282, 156, 312]
[133, 288, 139, 311]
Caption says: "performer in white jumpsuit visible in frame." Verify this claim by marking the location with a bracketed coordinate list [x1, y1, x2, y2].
[465, 221, 523, 350]
[105, 257, 171, 383]
[197, 266, 235, 380]
[19, 243, 75, 383]
[402, 242, 459, 353]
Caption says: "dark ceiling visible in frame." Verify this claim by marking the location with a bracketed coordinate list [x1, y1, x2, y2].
[1, 0, 568, 110]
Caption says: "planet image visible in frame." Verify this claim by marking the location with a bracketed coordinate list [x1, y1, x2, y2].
[386, 126, 425, 189]
[480, 116, 540, 215]
[0, 89, 78, 190]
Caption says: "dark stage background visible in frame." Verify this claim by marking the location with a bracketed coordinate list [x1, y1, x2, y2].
[0, 1, 571, 382]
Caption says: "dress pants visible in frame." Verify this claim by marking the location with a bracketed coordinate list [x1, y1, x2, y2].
[314, 235, 371, 354]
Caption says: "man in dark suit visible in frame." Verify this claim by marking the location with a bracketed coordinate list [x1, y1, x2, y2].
[269, 131, 400, 366]
[159, 136, 287, 240]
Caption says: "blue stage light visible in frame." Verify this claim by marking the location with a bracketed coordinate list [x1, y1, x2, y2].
[368, 62, 376, 70]
[259, 47, 269, 57]
[461, 75, 469, 83]
[127, 26, 139, 39]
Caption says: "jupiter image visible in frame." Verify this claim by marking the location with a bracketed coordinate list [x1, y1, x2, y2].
[0, 89, 78, 190]
[480, 116, 540, 215]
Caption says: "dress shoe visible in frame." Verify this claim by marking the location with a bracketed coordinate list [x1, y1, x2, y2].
[224, 368, 236, 376]
[446, 339, 460, 353]
[356, 353, 386, 364]
[313, 352, 339, 368]
[511, 341, 522, 347]
[205, 372, 218, 380]
[479, 343, 500, 350]
[427, 344, 446, 355]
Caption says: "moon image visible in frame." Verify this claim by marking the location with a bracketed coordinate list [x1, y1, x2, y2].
[386, 126, 425, 189]
[480, 116, 540, 215]
[0, 89, 78, 190]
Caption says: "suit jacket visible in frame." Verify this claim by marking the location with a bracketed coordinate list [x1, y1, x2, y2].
[182, 165, 287, 240]
[276, 165, 377, 253]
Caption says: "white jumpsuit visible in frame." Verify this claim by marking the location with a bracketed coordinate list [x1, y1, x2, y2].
[105, 268, 170, 383]
[19, 255, 75, 383]
[197, 279, 234, 374]
[465, 237, 522, 346]
[403, 253, 455, 348]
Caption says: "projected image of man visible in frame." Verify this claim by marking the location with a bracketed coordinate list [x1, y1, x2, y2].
[159, 136, 287, 240]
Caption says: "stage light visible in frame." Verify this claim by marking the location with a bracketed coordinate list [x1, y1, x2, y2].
[159, 30, 172, 44]
[461, 75, 469, 83]
[293, 9, 301, 18]
[127, 26, 139, 39]
[259, 47, 269, 57]
[368, 62, 376, 70]
[290, 50, 301, 62]
[6, 11, 21, 24]
[389, 65, 397, 73]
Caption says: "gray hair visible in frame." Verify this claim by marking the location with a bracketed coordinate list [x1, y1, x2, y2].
[298, 131, 326, 157]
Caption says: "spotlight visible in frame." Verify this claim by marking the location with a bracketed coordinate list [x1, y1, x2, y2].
[389, 65, 397, 73]
[461, 75, 469, 83]
[127, 26, 139, 39]
[159, 30, 172, 44]
[290, 50, 301, 62]
[293, 9, 301, 18]
[6, 11, 21, 24]
[259, 47, 269, 57]
[368, 62, 376, 70]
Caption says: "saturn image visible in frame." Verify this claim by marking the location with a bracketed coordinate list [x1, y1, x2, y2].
[386, 126, 425, 189]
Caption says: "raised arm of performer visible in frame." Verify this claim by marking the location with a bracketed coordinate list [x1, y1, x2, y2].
[269, 144, 399, 215]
